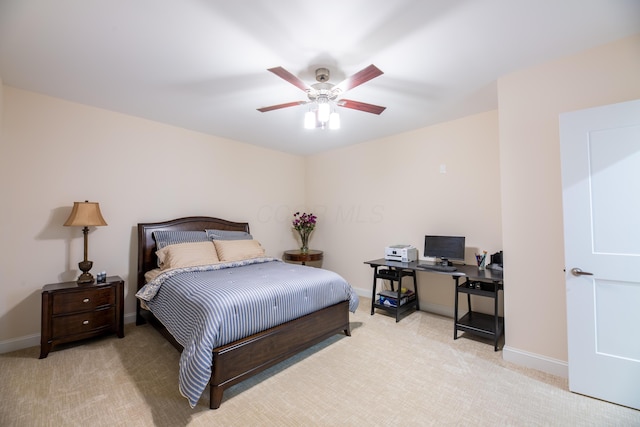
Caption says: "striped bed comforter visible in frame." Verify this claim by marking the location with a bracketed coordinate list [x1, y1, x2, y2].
[136, 258, 359, 408]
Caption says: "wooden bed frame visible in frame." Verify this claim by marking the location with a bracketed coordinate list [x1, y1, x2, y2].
[136, 216, 351, 409]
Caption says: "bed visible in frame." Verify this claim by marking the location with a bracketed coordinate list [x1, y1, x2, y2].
[136, 216, 358, 409]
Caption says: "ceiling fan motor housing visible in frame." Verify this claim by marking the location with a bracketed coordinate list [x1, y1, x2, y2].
[315, 68, 330, 82]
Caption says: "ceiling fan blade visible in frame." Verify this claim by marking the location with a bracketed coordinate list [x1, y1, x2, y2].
[257, 100, 308, 112]
[267, 67, 311, 92]
[338, 99, 386, 115]
[334, 64, 383, 93]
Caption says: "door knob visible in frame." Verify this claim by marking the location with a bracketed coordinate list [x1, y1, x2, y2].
[571, 268, 593, 276]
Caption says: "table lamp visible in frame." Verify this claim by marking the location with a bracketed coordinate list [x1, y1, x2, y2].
[64, 201, 108, 284]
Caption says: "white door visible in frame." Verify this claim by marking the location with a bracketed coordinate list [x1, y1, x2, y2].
[560, 98, 640, 410]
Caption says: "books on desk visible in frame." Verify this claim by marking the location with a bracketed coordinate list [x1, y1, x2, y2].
[378, 289, 415, 307]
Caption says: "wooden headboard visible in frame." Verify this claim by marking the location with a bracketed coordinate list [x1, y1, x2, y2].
[136, 216, 250, 292]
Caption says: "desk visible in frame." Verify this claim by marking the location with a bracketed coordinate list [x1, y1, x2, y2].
[283, 249, 323, 266]
[364, 259, 504, 349]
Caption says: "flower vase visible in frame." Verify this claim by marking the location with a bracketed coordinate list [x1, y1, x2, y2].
[299, 233, 309, 253]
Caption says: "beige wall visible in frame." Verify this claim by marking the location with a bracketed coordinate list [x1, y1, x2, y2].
[0, 87, 306, 346]
[498, 34, 640, 371]
[307, 110, 503, 316]
[307, 33, 640, 377]
[2, 34, 639, 379]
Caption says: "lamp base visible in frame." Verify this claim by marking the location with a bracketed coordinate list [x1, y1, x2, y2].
[77, 260, 94, 285]
[77, 272, 94, 284]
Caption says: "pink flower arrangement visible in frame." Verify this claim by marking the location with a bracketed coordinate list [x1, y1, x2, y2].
[292, 212, 317, 252]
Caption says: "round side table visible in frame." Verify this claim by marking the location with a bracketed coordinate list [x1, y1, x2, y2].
[283, 249, 323, 267]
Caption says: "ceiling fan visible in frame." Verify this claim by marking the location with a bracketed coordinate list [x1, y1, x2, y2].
[257, 64, 386, 129]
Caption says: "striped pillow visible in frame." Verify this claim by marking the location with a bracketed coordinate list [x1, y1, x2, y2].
[153, 230, 209, 250]
[205, 229, 252, 241]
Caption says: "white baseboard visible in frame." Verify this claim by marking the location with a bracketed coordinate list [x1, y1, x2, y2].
[353, 286, 371, 299]
[0, 312, 138, 354]
[418, 302, 454, 318]
[123, 312, 136, 325]
[0, 333, 40, 354]
[357, 285, 567, 379]
[503, 345, 568, 378]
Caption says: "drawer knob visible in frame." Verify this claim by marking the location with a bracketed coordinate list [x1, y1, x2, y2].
[83, 320, 89, 325]
[83, 298, 90, 303]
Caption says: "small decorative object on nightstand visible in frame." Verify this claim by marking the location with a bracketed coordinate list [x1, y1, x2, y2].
[63, 200, 108, 284]
[40, 275, 124, 359]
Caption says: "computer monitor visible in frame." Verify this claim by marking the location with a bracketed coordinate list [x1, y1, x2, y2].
[424, 235, 465, 264]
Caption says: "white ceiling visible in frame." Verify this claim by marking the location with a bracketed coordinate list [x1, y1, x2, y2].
[1, 1, 639, 155]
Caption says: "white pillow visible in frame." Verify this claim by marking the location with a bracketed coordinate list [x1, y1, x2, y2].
[213, 239, 265, 262]
[156, 241, 219, 270]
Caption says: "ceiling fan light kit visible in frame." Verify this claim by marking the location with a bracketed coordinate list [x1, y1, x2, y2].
[316, 97, 331, 122]
[258, 64, 386, 130]
[304, 103, 340, 130]
[328, 111, 340, 130]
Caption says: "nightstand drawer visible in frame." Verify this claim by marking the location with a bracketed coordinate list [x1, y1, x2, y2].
[51, 287, 115, 314]
[52, 307, 115, 338]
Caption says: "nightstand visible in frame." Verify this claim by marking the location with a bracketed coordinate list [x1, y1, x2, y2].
[283, 249, 323, 267]
[40, 276, 124, 358]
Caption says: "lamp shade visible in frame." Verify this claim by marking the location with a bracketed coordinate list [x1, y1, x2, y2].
[64, 201, 108, 227]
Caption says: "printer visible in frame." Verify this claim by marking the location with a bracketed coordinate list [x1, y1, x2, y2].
[384, 245, 418, 262]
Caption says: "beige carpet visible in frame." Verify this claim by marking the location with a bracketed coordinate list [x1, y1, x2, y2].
[1, 299, 638, 426]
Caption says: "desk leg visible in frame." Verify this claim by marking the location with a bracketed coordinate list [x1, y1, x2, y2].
[453, 276, 460, 340]
[412, 272, 419, 311]
[494, 284, 499, 351]
[370, 266, 378, 315]
[391, 268, 403, 323]
[395, 276, 401, 323]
